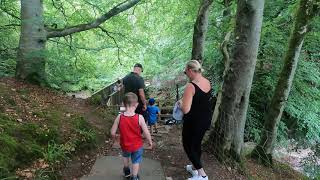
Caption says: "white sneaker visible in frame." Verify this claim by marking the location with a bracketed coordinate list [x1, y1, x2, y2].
[186, 165, 198, 177]
[187, 175, 208, 180]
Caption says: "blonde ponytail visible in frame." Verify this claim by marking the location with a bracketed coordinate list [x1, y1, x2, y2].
[186, 60, 204, 73]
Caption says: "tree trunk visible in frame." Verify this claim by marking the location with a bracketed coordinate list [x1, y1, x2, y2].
[252, 0, 319, 165]
[16, 0, 141, 84]
[191, 0, 213, 63]
[211, 31, 231, 127]
[211, 0, 232, 128]
[222, 0, 232, 17]
[16, 0, 47, 85]
[208, 0, 264, 161]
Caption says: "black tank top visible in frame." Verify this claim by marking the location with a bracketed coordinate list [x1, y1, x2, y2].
[183, 82, 214, 129]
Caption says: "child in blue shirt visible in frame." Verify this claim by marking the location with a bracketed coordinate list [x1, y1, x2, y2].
[146, 98, 160, 134]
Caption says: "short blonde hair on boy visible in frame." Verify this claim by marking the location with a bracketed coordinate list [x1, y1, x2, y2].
[123, 92, 138, 107]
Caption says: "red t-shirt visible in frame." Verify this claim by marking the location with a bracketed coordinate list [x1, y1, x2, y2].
[119, 114, 143, 152]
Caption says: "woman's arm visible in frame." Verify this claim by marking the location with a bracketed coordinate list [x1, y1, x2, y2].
[180, 83, 195, 114]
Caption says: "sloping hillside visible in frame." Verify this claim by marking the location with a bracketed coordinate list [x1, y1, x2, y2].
[0, 78, 116, 179]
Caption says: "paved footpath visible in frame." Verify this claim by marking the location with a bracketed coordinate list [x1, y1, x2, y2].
[81, 156, 165, 180]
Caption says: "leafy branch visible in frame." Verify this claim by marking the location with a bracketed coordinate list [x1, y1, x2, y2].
[46, 0, 141, 38]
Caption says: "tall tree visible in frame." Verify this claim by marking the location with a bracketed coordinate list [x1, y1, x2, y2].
[208, 0, 265, 161]
[16, 0, 46, 84]
[252, 0, 319, 165]
[211, 0, 233, 126]
[16, 0, 140, 84]
[191, 0, 213, 62]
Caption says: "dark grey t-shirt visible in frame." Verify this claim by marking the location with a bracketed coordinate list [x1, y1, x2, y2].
[123, 72, 145, 104]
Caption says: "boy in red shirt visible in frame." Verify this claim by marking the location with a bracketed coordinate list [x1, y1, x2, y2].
[111, 92, 152, 180]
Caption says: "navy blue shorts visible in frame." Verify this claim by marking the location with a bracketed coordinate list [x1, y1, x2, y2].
[148, 119, 157, 126]
[122, 147, 143, 164]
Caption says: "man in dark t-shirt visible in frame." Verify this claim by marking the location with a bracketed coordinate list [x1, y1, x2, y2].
[123, 63, 147, 115]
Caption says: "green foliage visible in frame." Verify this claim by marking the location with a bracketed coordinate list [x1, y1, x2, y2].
[34, 167, 59, 180]
[71, 116, 97, 150]
[301, 143, 320, 179]
[247, 1, 320, 148]
[88, 93, 103, 105]
[0, 0, 19, 78]
[0, 58, 16, 77]
[0, 111, 96, 178]
[43, 141, 70, 165]
[244, 105, 262, 143]
[0, 114, 43, 178]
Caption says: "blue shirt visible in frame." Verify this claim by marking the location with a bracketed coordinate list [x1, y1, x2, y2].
[146, 105, 160, 123]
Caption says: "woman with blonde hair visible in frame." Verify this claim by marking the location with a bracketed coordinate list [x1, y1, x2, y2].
[179, 60, 213, 180]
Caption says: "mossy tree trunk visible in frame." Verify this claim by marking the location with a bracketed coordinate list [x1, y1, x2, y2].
[16, 0, 141, 85]
[191, 0, 213, 63]
[16, 0, 47, 85]
[208, 0, 265, 161]
[211, 0, 232, 128]
[252, 0, 319, 165]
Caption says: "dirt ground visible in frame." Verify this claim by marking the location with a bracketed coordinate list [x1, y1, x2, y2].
[63, 122, 245, 180]
[0, 78, 305, 180]
[62, 120, 306, 180]
[141, 124, 245, 180]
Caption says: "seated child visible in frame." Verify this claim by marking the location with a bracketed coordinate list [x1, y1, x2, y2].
[111, 92, 152, 180]
[146, 98, 160, 134]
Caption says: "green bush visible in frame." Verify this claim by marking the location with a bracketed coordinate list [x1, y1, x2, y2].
[43, 141, 70, 165]
[71, 116, 97, 150]
[0, 134, 19, 171]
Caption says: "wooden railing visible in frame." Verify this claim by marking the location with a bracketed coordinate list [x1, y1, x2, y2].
[89, 78, 124, 106]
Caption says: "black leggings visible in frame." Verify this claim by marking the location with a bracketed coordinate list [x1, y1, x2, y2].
[182, 122, 207, 170]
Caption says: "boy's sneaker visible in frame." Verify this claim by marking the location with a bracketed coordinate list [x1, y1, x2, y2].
[187, 175, 208, 180]
[123, 167, 131, 178]
[130, 175, 139, 180]
[186, 165, 198, 177]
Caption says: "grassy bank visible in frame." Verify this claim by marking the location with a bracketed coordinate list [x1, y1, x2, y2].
[0, 78, 113, 179]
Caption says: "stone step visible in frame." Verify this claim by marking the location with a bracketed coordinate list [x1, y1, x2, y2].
[81, 156, 165, 180]
[160, 114, 172, 118]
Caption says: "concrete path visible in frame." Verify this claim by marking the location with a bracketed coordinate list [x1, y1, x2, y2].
[81, 156, 165, 180]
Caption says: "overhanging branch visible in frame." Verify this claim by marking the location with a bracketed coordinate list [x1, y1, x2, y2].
[51, 0, 68, 22]
[98, 26, 122, 65]
[48, 39, 117, 51]
[47, 0, 140, 38]
[0, 7, 20, 20]
[0, 23, 20, 29]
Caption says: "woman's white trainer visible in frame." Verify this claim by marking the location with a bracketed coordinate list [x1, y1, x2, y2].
[186, 165, 198, 177]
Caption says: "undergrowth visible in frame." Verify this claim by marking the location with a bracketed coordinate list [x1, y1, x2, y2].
[0, 102, 97, 179]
